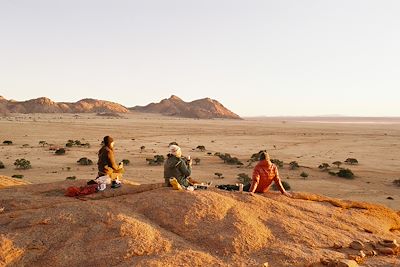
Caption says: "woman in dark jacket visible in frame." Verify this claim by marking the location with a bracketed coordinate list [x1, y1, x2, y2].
[97, 136, 123, 180]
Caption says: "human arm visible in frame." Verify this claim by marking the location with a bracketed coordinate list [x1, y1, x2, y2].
[273, 168, 292, 198]
[249, 168, 260, 193]
[107, 149, 120, 171]
[178, 158, 192, 177]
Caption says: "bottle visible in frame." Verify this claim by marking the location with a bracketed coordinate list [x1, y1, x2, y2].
[239, 183, 244, 192]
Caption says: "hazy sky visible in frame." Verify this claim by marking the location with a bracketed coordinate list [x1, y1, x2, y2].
[1, 0, 399, 116]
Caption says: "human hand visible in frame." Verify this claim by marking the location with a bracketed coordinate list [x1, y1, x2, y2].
[283, 192, 292, 198]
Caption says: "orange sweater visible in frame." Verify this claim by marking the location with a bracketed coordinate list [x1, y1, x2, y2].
[251, 161, 280, 193]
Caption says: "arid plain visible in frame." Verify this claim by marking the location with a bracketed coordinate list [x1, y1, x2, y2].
[0, 113, 399, 210]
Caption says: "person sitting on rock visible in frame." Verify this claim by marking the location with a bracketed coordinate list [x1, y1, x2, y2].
[249, 151, 292, 197]
[97, 136, 124, 187]
[164, 145, 196, 187]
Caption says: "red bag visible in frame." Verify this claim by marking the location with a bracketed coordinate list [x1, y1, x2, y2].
[65, 184, 98, 197]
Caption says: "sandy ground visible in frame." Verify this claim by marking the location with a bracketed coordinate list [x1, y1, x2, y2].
[0, 113, 399, 210]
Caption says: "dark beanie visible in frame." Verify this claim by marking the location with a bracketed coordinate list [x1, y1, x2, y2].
[103, 136, 114, 147]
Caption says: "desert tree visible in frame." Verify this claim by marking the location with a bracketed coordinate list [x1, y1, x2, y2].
[3, 140, 12, 145]
[332, 161, 342, 168]
[318, 163, 330, 171]
[300, 172, 309, 179]
[77, 157, 93, 165]
[344, 158, 359, 165]
[215, 172, 224, 179]
[0, 161, 4, 169]
[237, 173, 251, 185]
[194, 158, 201, 165]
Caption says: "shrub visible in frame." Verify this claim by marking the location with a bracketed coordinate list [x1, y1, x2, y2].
[146, 155, 165, 166]
[328, 171, 337, 176]
[289, 161, 300, 170]
[140, 146, 146, 152]
[55, 148, 66, 155]
[196, 145, 206, 152]
[272, 181, 291, 191]
[214, 172, 224, 179]
[217, 153, 243, 166]
[271, 159, 283, 168]
[345, 158, 359, 165]
[237, 173, 251, 185]
[77, 157, 93, 165]
[74, 140, 81, 146]
[12, 174, 24, 179]
[66, 142, 74, 148]
[122, 159, 130, 166]
[318, 163, 330, 171]
[332, 161, 342, 168]
[3, 140, 12, 145]
[39, 141, 47, 147]
[300, 172, 309, 179]
[194, 158, 201, 165]
[0, 161, 4, 169]
[207, 152, 212, 156]
[66, 176, 77, 180]
[14, 158, 31, 169]
[337, 169, 355, 179]
[393, 179, 400, 187]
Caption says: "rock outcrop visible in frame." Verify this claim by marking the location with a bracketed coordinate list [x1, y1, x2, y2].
[131, 95, 241, 119]
[0, 97, 129, 114]
[1, 181, 399, 266]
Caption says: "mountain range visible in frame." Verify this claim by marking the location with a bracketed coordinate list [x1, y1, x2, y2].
[0, 95, 241, 119]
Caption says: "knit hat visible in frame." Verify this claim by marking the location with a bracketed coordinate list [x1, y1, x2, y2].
[169, 145, 181, 156]
[103, 136, 114, 147]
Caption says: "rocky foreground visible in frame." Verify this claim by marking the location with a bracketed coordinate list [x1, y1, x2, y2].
[0, 177, 399, 267]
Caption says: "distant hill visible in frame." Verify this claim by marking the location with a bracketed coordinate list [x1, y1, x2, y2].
[0, 96, 129, 114]
[130, 95, 241, 119]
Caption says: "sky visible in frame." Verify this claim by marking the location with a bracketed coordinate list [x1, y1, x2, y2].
[0, 0, 399, 117]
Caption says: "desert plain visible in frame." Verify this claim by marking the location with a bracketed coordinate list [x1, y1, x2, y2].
[0, 113, 399, 210]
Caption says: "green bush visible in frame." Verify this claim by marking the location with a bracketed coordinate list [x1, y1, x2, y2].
[12, 174, 24, 179]
[272, 181, 291, 191]
[300, 172, 309, 179]
[337, 169, 355, 179]
[328, 171, 337, 176]
[14, 159, 31, 169]
[194, 158, 201, 165]
[318, 163, 330, 171]
[217, 153, 243, 166]
[122, 159, 130, 166]
[332, 161, 342, 168]
[237, 173, 251, 185]
[345, 158, 359, 165]
[77, 157, 93, 165]
[146, 155, 165, 166]
[271, 159, 284, 168]
[289, 161, 300, 170]
[196, 145, 206, 152]
[214, 172, 224, 179]
[55, 148, 66, 155]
